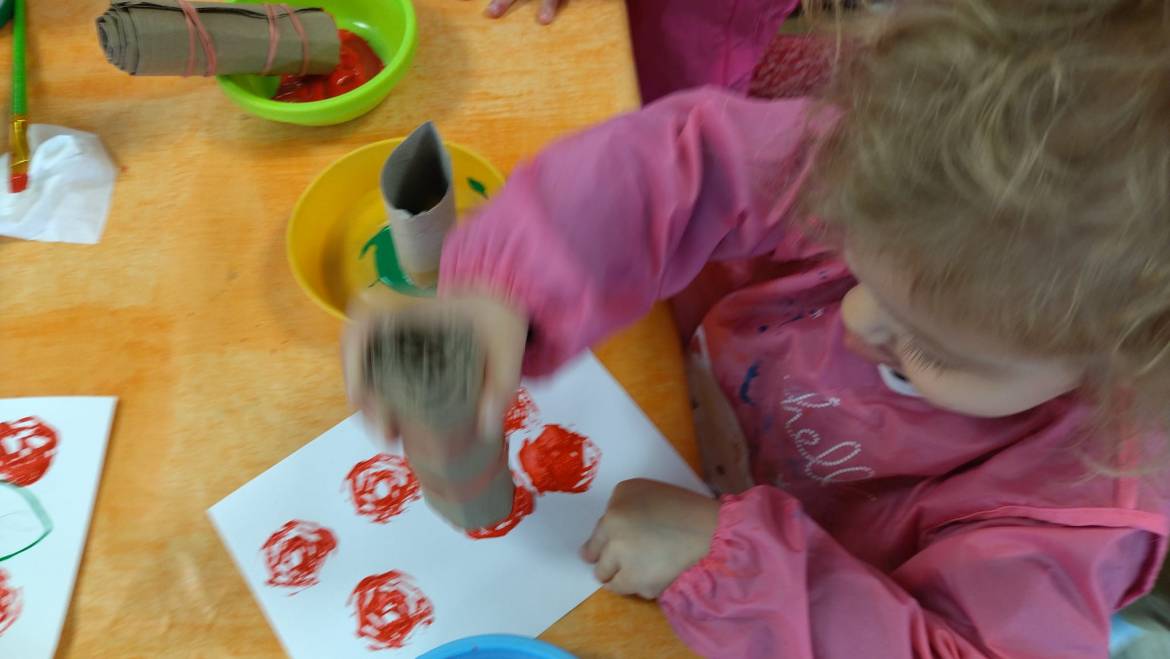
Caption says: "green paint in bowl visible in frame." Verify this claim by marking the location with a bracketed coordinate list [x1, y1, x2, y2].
[216, 0, 417, 126]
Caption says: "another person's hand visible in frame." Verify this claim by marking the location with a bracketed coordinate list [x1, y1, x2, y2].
[342, 292, 529, 446]
[477, 0, 564, 25]
[581, 479, 720, 599]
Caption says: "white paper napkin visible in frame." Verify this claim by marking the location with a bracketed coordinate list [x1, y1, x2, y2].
[0, 125, 117, 244]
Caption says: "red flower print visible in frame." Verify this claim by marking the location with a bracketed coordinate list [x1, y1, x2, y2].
[0, 417, 59, 486]
[345, 454, 421, 523]
[260, 520, 338, 590]
[518, 424, 601, 494]
[350, 570, 434, 650]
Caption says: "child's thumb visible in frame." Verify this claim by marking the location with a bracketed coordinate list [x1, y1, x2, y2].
[477, 388, 510, 444]
[474, 312, 525, 443]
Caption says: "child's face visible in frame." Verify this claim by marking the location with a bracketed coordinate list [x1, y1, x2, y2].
[841, 250, 1086, 417]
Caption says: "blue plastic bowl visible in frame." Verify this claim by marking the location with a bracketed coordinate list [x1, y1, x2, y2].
[420, 635, 577, 659]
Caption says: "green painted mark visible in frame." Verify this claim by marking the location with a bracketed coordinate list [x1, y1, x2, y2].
[468, 177, 488, 199]
[0, 479, 52, 562]
[359, 226, 435, 297]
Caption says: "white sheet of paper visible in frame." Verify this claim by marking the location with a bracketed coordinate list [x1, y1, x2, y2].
[0, 397, 117, 659]
[210, 352, 707, 658]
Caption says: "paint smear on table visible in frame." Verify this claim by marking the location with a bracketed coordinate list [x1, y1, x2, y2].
[208, 352, 707, 658]
[262, 520, 339, 591]
[345, 455, 420, 523]
[350, 570, 434, 650]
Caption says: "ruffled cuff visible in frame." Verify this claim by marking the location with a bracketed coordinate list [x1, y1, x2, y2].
[659, 486, 806, 652]
[661, 492, 756, 610]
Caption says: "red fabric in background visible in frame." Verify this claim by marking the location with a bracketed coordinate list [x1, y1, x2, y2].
[628, 0, 799, 103]
[749, 32, 833, 99]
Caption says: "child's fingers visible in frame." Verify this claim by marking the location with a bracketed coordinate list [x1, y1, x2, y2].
[605, 571, 657, 601]
[581, 521, 608, 563]
[484, 0, 514, 18]
[537, 0, 559, 24]
[341, 314, 400, 444]
[476, 387, 510, 444]
[603, 570, 638, 597]
[356, 394, 399, 446]
[475, 309, 525, 442]
[341, 319, 370, 408]
[350, 360, 401, 445]
[372, 405, 400, 444]
[592, 552, 619, 584]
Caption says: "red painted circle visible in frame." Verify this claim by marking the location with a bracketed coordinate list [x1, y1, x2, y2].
[261, 520, 338, 589]
[518, 425, 601, 494]
[0, 416, 59, 486]
[350, 570, 434, 650]
[346, 454, 421, 523]
[503, 388, 538, 436]
[0, 569, 21, 637]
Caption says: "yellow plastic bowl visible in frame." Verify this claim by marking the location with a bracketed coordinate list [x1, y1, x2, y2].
[288, 139, 506, 320]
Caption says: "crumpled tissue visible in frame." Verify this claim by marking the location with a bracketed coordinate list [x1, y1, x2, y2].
[0, 124, 117, 244]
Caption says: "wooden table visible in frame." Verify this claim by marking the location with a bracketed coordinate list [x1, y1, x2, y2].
[0, 1, 699, 656]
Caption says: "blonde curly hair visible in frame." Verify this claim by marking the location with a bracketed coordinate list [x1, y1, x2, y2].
[804, 0, 1170, 442]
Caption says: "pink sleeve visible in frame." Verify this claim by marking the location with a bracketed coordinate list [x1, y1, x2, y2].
[661, 486, 1162, 658]
[440, 88, 827, 376]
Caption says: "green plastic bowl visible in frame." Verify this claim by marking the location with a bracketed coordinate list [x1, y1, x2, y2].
[216, 0, 417, 126]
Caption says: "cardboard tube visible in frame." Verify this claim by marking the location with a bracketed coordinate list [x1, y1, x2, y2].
[380, 122, 456, 289]
[362, 311, 515, 530]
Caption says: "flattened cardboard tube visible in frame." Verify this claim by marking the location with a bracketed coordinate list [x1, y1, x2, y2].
[96, 1, 340, 77]
[380, 122, 456, 289]
[362, 310, 515, 530]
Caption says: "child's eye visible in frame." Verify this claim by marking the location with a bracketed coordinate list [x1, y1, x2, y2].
[901, 340, 950, 372]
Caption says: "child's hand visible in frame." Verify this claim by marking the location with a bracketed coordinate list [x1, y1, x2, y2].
[342, 292, 529, 445]
[476, 0, 563, 25]
[581, 479, 720, 599]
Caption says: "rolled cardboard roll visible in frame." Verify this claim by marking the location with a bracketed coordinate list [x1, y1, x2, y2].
[96, 0, 340, 76]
